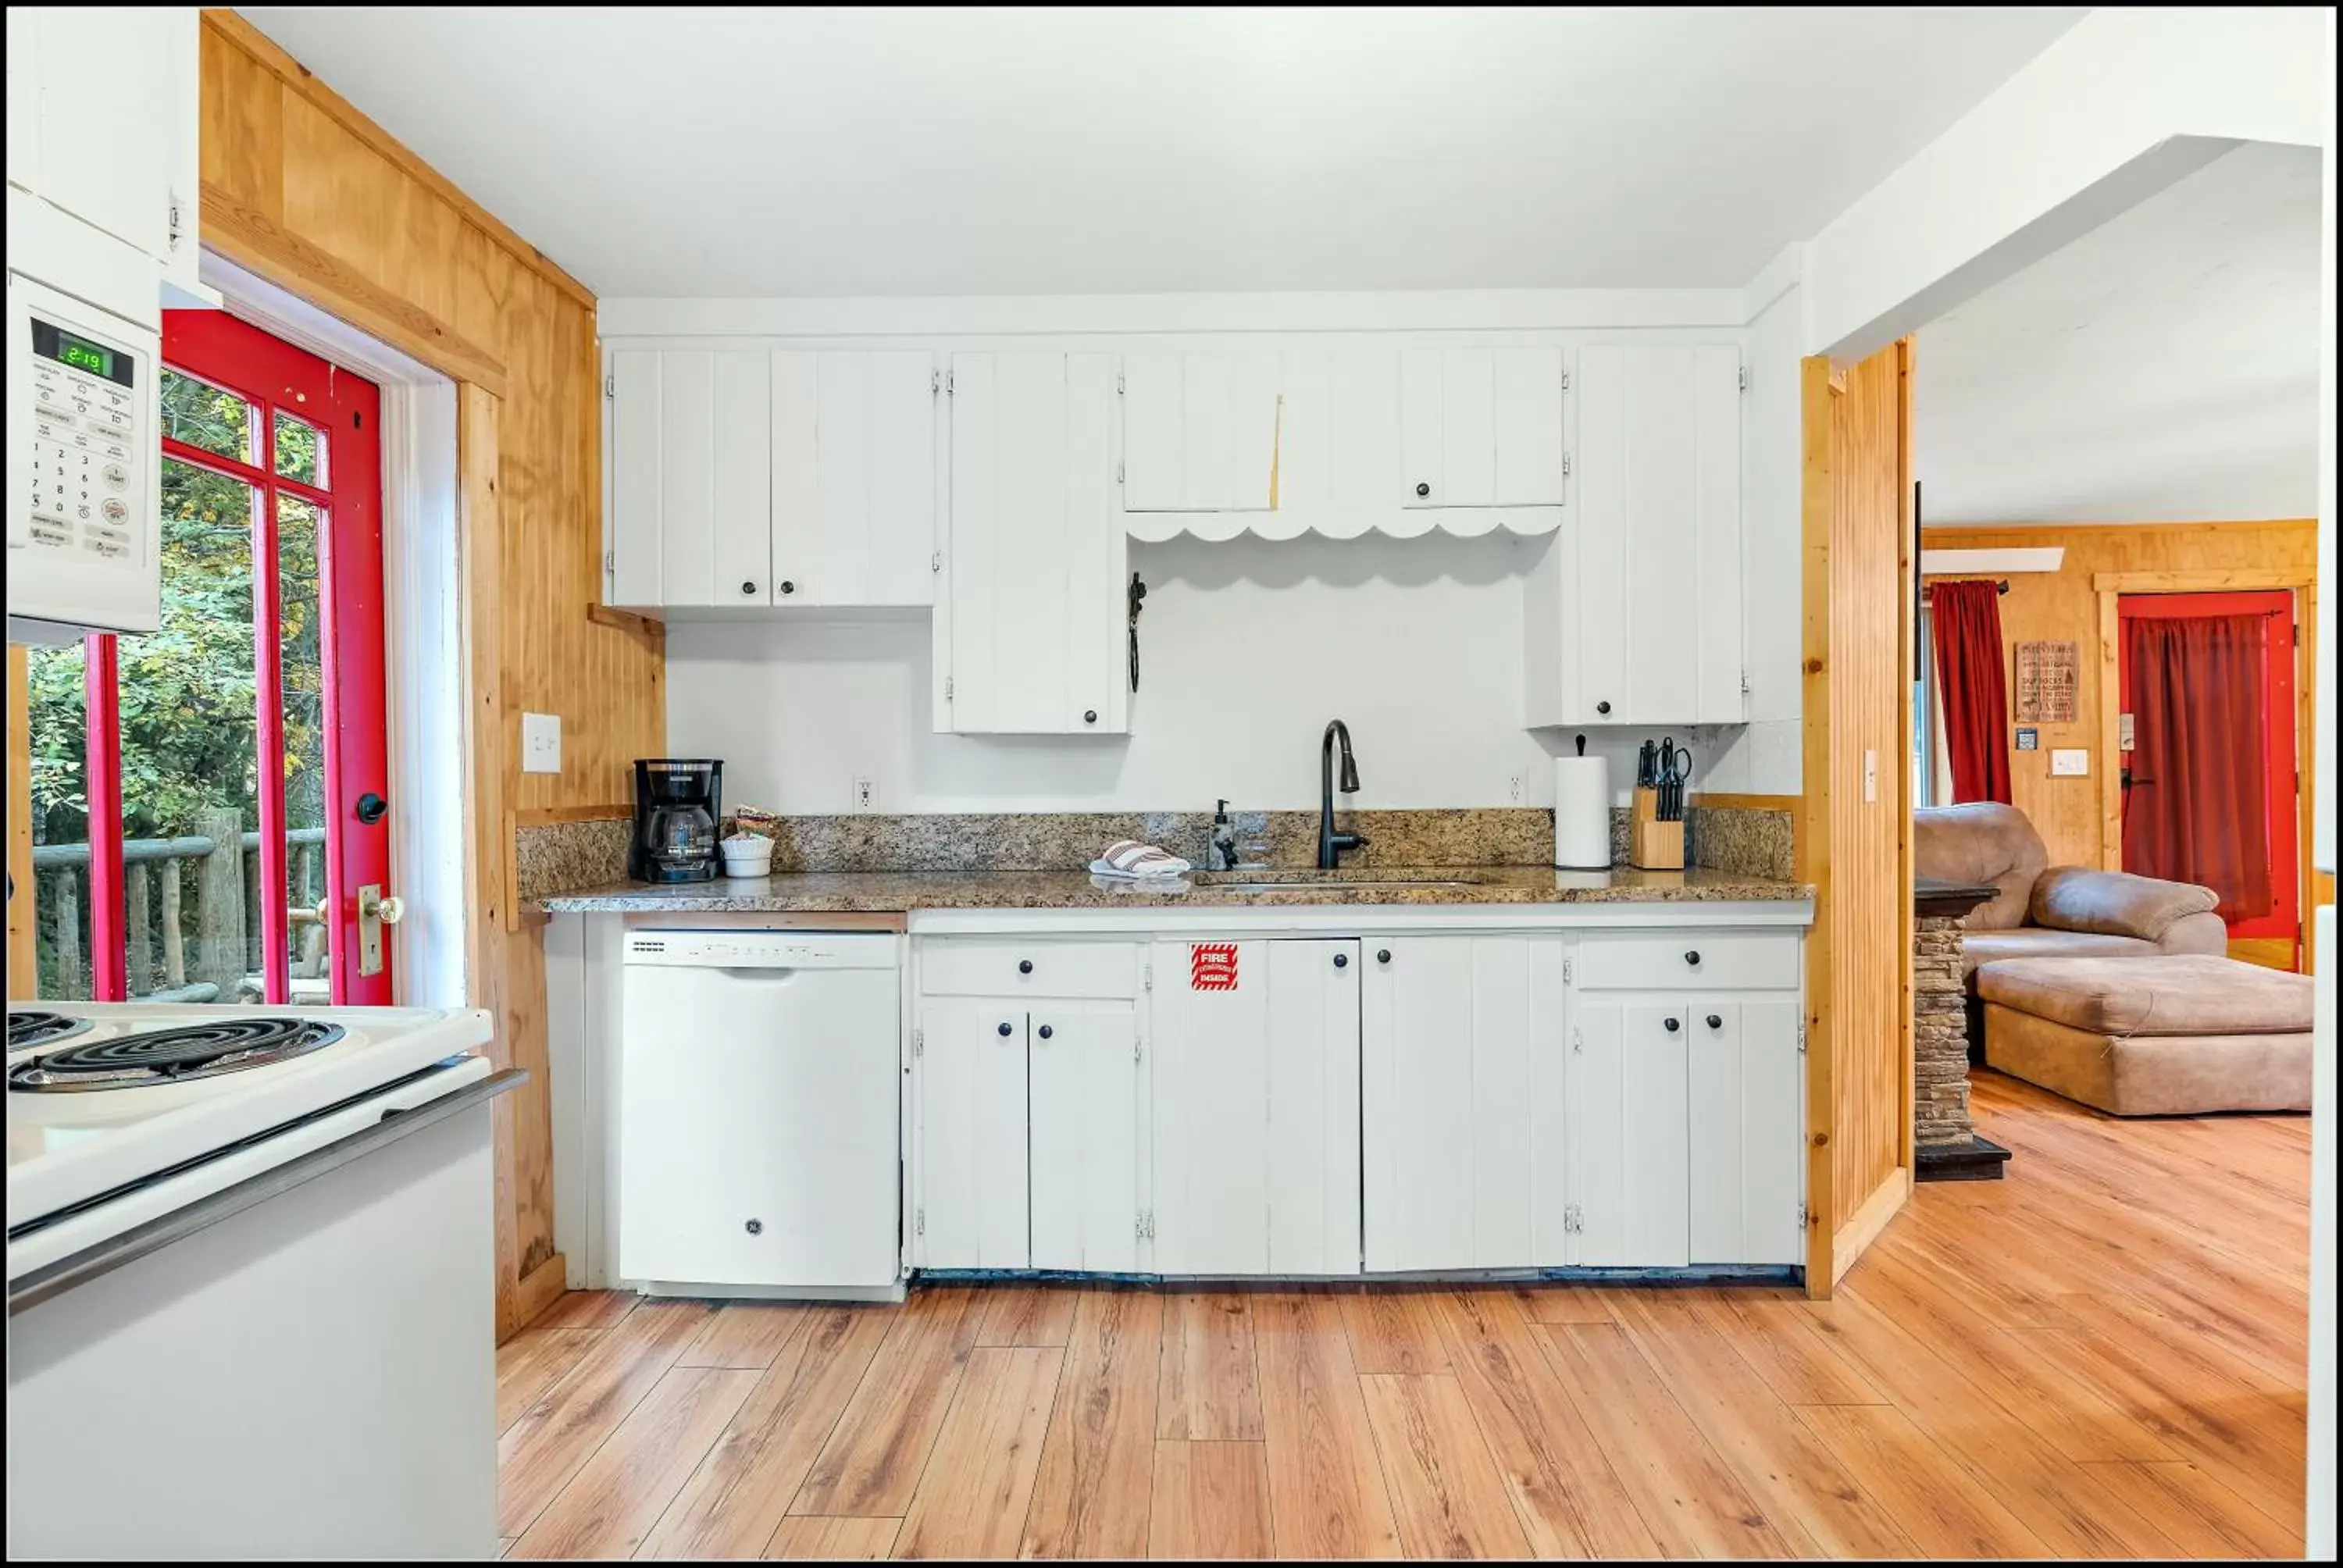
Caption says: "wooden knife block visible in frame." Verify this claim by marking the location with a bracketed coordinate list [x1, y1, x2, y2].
[1630, 787, 1685, 871]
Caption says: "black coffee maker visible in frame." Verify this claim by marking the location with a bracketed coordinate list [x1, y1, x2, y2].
[630, 759, 722, 882]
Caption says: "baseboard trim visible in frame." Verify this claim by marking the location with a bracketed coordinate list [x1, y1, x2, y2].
[1831, 1168, 1910, 1285]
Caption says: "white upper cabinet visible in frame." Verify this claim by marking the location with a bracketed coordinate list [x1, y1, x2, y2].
[1525, 343, 1743, 727]
[1400, 347, 1565, 509]
[12, 9, 199, 283]
[1121, 351, 1282, 512]
[941, 351, 1125, 735]
[772, 351, 937, 607]
[604, 347, 936, 611]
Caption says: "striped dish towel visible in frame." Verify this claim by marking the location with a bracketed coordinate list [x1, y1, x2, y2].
[1088, 840, 1193, 878]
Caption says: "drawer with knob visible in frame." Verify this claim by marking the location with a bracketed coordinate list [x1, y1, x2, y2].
[1573, 932, 1798, 991]
[919, 939, 1143, 1000]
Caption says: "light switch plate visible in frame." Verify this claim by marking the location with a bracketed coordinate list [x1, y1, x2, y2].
[521, 711, 562, 775]
[2051, 747, 2090, 777]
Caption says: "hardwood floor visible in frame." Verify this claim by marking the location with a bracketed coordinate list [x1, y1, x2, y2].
[496, 1071, 2310, 1559]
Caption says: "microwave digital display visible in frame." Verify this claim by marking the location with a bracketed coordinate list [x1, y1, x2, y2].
[30, 319, 136, 388]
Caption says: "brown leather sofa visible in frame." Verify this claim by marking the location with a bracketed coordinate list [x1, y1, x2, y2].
[1913, 803, 2228, 971]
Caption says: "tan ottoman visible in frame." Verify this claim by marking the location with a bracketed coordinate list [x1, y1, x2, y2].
[1977, 954, 2312, 1116]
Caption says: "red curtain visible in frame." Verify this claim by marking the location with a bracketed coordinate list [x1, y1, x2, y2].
[1931, 579, 2012, 804]
[2123, 613, 2273, 921]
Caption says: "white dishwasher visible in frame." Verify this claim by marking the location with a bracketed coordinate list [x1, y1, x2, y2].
[619, 930, 903, 1297]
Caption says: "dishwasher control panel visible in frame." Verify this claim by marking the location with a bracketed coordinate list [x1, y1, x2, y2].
[622, 930, 900, 970]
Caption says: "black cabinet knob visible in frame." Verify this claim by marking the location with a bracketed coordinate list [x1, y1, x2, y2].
[1685, 950, 1701, 966]
[740, 580, 758, 596]
[1706, 1014, 1723, 1030]
[744, 1218, 763, 1235]
[779, 579, 796, 595]
[1037, 1024, 1054, 1040]
[1018, 958, 1034, 975]
[1414, 481, 1431, 497]
[355, 791, 388, 825]
[1332, 953, 1348, 969]
[997, 1021, 1014, 1037]
[1664, 1017, 1681, 1032]
[1376, 948, 1392, 964]
[1596, 700, 1612, 715]
[1083, 709, 1098, 725]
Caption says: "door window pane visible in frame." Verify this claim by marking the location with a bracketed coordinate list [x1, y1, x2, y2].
[159, 369, 255, 465]
[119, 458, 262, 1001]
[274, 410, 326, 486]
[277, 494, 331, 997]
[26, 641, 91, 1001]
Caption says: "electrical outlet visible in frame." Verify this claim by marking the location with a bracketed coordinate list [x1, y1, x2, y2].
[1508, 773, 1523, 804]
[853, 775, 877, 811]
[521, 712, 562, 775]
[2050, 748, 2091, 777]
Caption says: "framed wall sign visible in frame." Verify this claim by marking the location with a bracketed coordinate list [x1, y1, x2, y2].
[2013, 640, 2078, 724]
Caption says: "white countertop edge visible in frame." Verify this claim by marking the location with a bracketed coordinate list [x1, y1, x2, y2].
[903, 899, 1813, 937]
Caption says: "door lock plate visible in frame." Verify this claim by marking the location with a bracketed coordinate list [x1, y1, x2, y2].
[357, 882, 386, 976]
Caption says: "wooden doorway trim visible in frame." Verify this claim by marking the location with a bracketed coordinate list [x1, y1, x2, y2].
[2093, 567, 2320, 970]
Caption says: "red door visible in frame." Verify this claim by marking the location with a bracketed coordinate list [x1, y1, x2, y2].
[28, 312, 391, 1007]
[2118, 590, 2298, 958]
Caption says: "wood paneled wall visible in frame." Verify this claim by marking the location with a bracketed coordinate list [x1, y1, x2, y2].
[198, 12, 665, 1335]
[1799, 342, 1915, 1295]
[1920, 520, 2318, 866]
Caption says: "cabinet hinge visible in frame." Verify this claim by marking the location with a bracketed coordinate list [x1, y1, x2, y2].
[915, 1207, 925, 1236]
[1796, 1020, 1809, 1054]
[931, 551, 943, 574]
[931, 368, 940, 395]
[1560, 368, 1571, 392]
[1143, 960, 1154, 991]
[1117, 370, 1126, 394]
[1571, 1025, 1583, 1055]
[946, 369, 955, 395]
[1136, 1210, 1154, 1241]
[1741, 668, 1752, 695]
[1562, 957, 1573, 985]
[1116, 459, 1125, 485]
[168, 195, 186, 252]
[1739, 365, 1749, 393]
[603, 549, 615, 577]
[912, 1027, 923, 1057]
[945, 676, 955, 701]
[1564, 1203, 1583, 1235]
[1797, 1202, 1810, 1230]
[604, 374, 615, 399]
[1560, 451, 1572, 479]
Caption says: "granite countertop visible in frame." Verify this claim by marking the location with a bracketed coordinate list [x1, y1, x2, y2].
[540, 864, 1811, 913]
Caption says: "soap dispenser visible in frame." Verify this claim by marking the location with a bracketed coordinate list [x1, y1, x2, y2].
[1210, 800, 1238, 871]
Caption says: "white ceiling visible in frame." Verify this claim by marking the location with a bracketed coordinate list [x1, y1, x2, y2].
[237, 6, 2080, 298]
[1915, 141, 2324, 527]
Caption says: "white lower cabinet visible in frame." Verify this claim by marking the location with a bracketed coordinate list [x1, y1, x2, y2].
[914, 998, 1032, 1269]
[1360, 935, 1566, 1272]
[1688, 998, 1805, 1265]
[1567, 996, 1692, 1267]
[1150, 938, 1361, 1275]
[1029, 1001, 1141, 1273]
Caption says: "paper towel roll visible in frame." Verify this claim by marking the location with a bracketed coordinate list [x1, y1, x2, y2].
[1553, 756, 1612, 869]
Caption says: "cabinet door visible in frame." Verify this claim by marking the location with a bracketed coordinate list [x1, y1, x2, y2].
[916, 999, 1029, 1269]
[1571, 344, 1741, 723]
[1567, 995, 1689, 1267]
[607, 348, 665, 607]
[1361, 935, 1560, 1271]
[772, 351, 936, 607]
[1399, 347, 1564, 510]
[1689, 998, 1803, 1264]
[944, 352, 1125, 733]
[1122, 352, 1282, 512]
[1151, 939, 1361, 1275]
[1029, 1001, 1140, 1272]
[30, 11, 176, 261]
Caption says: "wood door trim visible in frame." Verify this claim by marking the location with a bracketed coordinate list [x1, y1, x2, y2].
[202, 12, 597, 312]
[1796, 355, 1836, 1297]
[1830, 1166, 1909, 1285]
[2094, 571, 2319, 975]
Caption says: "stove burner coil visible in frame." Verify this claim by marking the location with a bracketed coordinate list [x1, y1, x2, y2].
[6, 1011, 94, 1051]
[8, 1018, 347, 1091]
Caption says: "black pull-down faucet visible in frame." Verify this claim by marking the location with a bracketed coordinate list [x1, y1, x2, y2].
[1319, 720, 1368, 870]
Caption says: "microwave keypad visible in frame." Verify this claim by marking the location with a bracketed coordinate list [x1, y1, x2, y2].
[27, 349, 144, 562]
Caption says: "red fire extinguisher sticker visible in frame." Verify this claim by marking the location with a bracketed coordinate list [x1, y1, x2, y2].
[1190, 943, 1239, 991]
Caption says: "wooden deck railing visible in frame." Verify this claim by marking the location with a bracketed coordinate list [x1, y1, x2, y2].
[30, 812, 330, 1000]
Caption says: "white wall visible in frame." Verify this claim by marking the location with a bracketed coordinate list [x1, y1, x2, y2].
[666, 530, 1775, 815]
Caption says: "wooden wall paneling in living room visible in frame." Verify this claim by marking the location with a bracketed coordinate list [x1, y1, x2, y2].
[199, 12, 665, 1336]
[1799, 340, 1915, 1297]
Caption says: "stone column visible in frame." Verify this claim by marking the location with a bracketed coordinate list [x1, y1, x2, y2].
[1913, 877, 2012, 1180]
